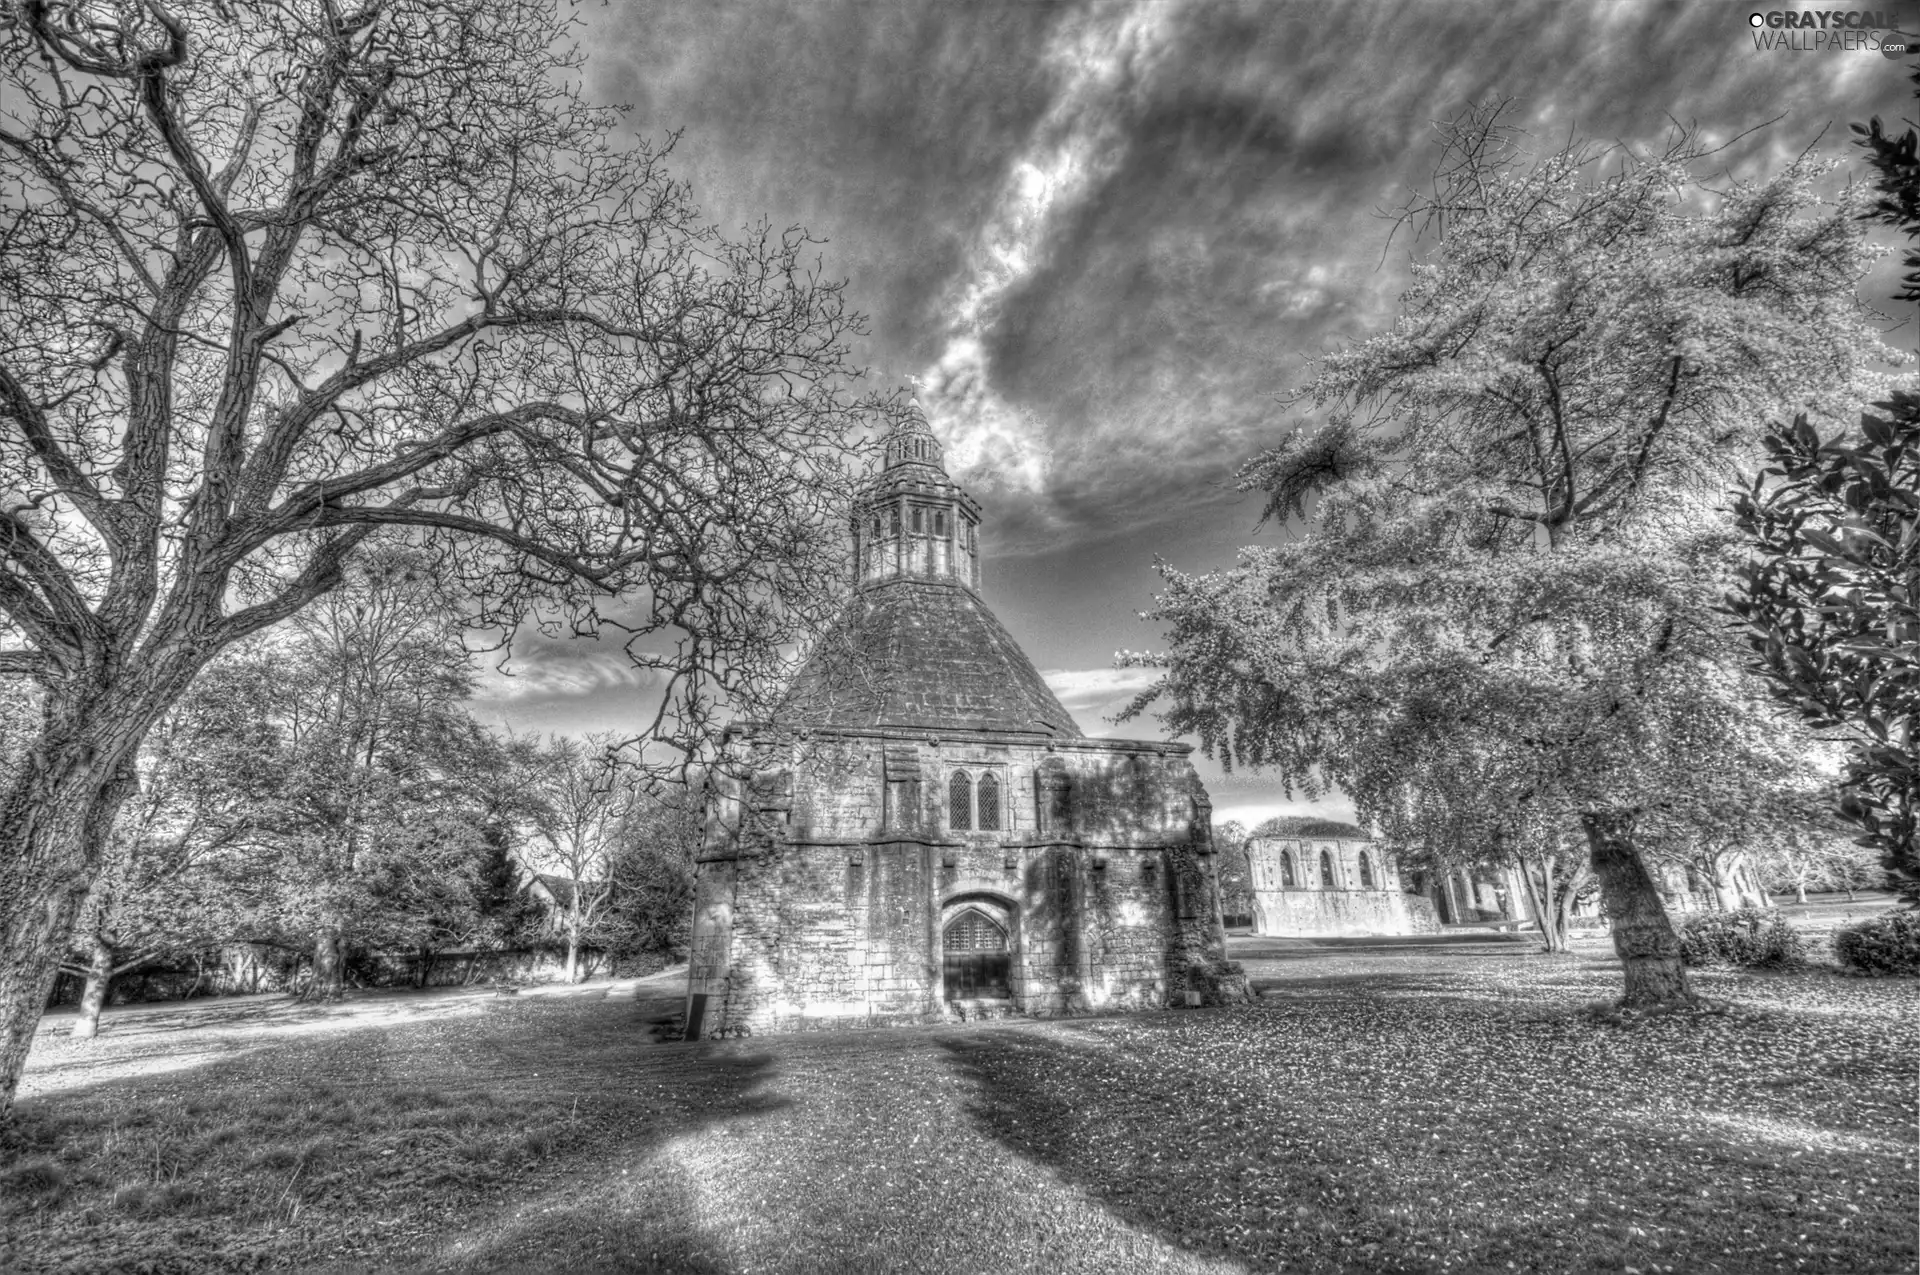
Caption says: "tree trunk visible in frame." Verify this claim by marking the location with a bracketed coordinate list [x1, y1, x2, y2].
[1520, 859, 1569, 954]
[564, 930, 580, 984]
[71, 933, 116, 1041]
[307, 925, 346, 1002]
[1555, 874, 1581, 946]
[1794, 879, 1808, 905]
[1582, 810, 1697, 1010]
[0, 732, 141, 1116]
[1712, 864, 1743, 913]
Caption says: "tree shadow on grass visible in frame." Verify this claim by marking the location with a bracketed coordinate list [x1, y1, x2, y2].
[934, 1004, 1915, 1275]
[382, 1045, 785, 1275]
[3, 999, 788, 1275]
[936, 1023, 1406, 1274]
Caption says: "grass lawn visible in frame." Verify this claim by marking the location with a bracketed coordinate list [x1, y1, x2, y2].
[2, 939, 1913, 1274]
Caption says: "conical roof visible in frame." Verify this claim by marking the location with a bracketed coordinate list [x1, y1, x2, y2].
[778, 406, 1081, 739]
[782, 581, 1081, 737]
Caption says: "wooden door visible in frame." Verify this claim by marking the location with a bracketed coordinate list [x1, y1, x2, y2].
[942, 910, 1010, 1000]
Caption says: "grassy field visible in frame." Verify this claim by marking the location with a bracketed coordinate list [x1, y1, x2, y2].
[1, 937, 1913, 1274]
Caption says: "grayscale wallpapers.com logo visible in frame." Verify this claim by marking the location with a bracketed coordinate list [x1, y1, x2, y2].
[1747, 10, 1919, 55]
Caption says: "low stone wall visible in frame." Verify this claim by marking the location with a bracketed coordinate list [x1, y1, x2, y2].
[43, 943, 641, 1008]
[1404, 894, 1442, 934]
[1251, 887, 1415, 937]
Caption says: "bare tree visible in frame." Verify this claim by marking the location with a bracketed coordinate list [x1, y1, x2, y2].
[529, 733, 624, 983]
[0, 0, 885, 1114]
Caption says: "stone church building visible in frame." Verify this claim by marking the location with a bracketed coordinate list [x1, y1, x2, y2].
[1244, 820, 1429, 937]
[684, 411, 1241, 1040]
[1243, 817, 1774, 938]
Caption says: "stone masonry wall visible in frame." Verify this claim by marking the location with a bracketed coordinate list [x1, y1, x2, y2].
[686, 729, 1231, 1037]
[1250, 887, 1414, 937]
[1244, 834, 1418, 938]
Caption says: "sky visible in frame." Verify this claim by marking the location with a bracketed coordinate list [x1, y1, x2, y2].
[466, 0, 1920, 827]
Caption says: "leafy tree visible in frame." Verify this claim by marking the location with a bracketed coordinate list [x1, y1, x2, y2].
[1853, 66, 1920, 303]
[1211, 820, 1254, 923]
[1730, 405, 1920, 903]
[1126, 105, 1896, 1008]
[60, 654, 279, 1037]
[230, 548, 496, 998]
[1330, 707, 1598, 952]
[1726, 77, 1920, 908]
[1750, 824, 1883, 904]
[1632, 696, 1835, 912]
[464, 734, 551, 958]
[605, 778, 705, 967]
[0, 0, 884, 1112]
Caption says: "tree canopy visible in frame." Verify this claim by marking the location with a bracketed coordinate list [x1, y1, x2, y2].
[1126, 105, 1898, 1005]
[1728, 74, 1920, 903]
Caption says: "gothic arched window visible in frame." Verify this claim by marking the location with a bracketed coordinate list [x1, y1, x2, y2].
[1280, 849, 1296, 889]
[1320, 848, 1336, 890]
[1358, 851, 1375, 889]
[935, 510, 947, 536]
[948, 770, 973, 831]
[977, 773, 1001, 831]
[890, 507, 901, 538]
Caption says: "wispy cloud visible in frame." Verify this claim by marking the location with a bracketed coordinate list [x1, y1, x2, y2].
[1041, 665, 1161, 732]
[919, 2, 1179, 495]
[587, 1, 1904, 564]
[469, 643, 665, 704]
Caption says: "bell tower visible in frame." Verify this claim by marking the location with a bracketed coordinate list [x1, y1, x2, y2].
[853, 407, 984, 592]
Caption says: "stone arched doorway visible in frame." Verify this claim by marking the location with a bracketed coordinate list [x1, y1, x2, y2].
[942, 905, 1012, 1001]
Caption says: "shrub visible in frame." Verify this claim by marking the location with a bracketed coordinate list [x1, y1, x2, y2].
[1833, 910, 1920, 976]
[0, 1157, 66, 1198]
[1675, 909, 1808, 969]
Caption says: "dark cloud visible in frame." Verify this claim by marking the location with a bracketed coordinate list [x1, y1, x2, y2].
[586, 0, 1066, 356]
[577, 0, 1914, 672]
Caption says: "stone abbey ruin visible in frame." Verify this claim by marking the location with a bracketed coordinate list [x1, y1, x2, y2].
[683, 409, 1243, 1039]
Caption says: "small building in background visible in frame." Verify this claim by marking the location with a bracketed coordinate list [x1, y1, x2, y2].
[1246, 817, 1775, 938]
[1245, 818, 1432, 936]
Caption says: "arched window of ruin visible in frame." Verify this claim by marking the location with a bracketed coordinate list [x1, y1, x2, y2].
[870, 515, 881, 540]
[935, 510, 947, 536]
[890, 507, 901, 538]
[948, 770, 973, 831]
[1280, 849, 1296, 889]
[911, 507, 924, 533]
[1358, 850, 1375, 889]
[1320, 848, 1336, 890]
[977, 772, 1001, 831]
